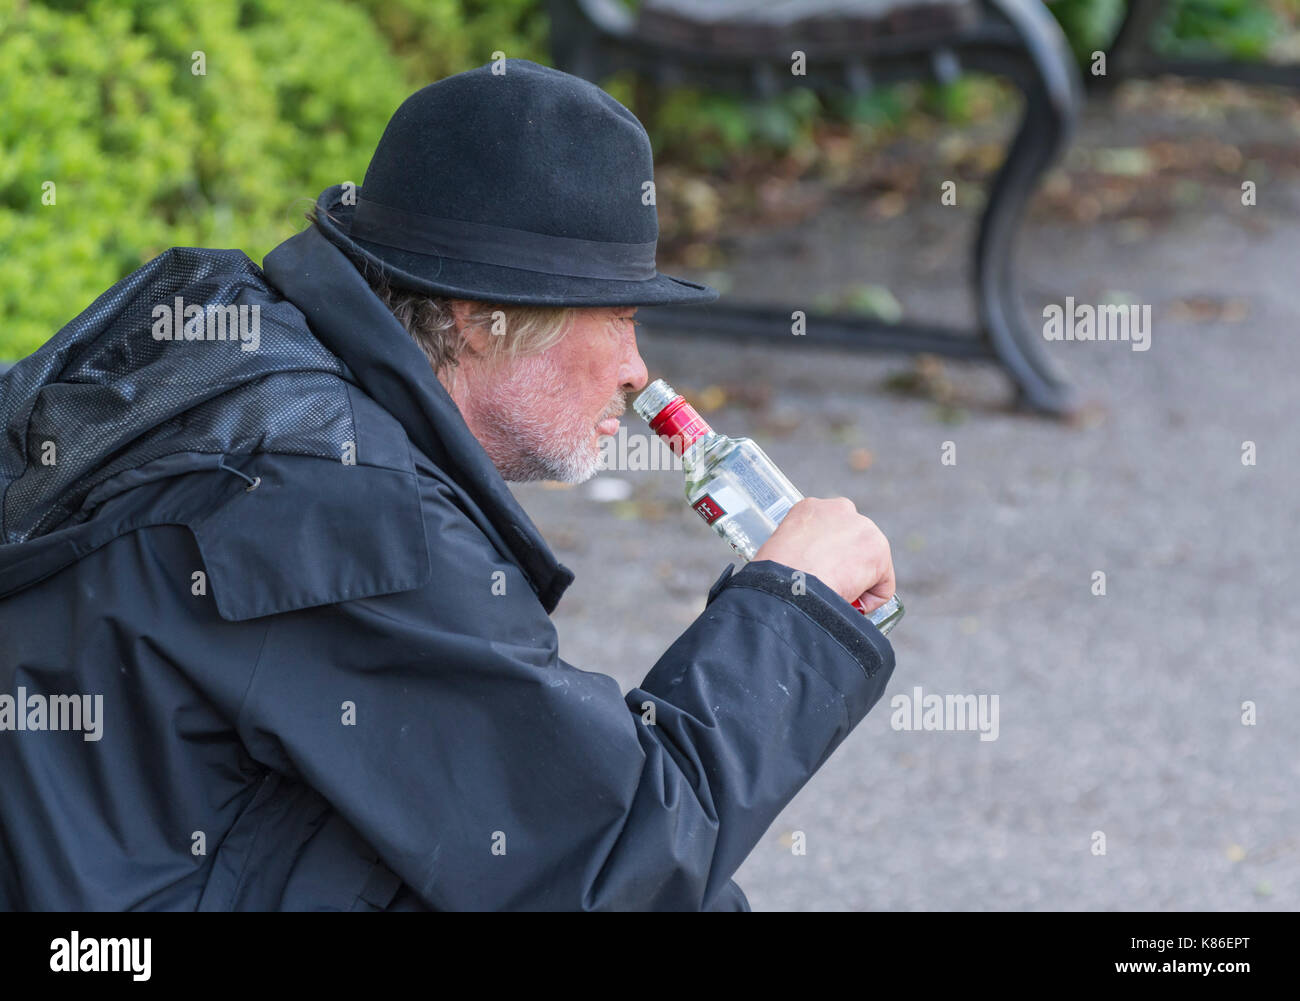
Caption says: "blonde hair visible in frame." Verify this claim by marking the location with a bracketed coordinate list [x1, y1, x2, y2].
[306, 205, 575, 377]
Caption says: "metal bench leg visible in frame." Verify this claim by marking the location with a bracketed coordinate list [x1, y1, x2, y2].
[972, 0, 1084, 415]
[975, 87, 1076, 414]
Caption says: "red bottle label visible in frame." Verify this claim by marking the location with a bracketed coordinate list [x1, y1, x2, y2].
[692, 494, 726, 525]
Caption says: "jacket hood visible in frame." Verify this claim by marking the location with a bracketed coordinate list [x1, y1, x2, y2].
[0, 245, 350, 546]
[0, 230, 574, 612]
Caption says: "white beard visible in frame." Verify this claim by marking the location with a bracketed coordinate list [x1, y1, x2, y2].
[455, 349, 619, 485]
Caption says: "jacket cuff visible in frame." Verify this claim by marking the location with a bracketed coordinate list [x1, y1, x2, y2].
[706, 563, 737, 607]
[707, 559, 895, 683]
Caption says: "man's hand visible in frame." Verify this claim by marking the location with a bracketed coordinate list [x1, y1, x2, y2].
[754, 497, 896, 614]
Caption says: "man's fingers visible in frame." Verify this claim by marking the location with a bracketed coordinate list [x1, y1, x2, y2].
[854, 549, 896, 613]
[854, 592, 889, 614]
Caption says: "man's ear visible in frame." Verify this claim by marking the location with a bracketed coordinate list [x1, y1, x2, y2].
[450, 299, 492, 357]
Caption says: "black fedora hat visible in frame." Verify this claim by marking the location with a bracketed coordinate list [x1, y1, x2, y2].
[311, 58, 719, 308]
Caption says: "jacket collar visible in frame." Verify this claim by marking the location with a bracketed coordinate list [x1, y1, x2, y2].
[262, 225, 575, 614]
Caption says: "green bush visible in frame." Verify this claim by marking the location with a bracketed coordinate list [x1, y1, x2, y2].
[1153, 0, 1284, 60]
[1048, 0, 1128, 61]
[0, 0, 550, 360]
[1048, 0, 1291, 63]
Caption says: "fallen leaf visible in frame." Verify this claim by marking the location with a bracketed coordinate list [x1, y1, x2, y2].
[695, 384, 728, 413]
[1094, 147, 1154, 177]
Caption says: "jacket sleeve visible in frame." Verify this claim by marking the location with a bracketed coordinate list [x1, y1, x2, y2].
[232, 497, 896, 911]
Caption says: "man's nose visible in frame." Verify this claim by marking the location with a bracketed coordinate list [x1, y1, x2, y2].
[620, 334, 649, 395]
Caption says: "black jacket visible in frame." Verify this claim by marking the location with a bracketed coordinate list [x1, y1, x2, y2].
[0, 224, 896, 910]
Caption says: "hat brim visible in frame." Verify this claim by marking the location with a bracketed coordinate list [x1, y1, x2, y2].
[310, 185, 719, 308]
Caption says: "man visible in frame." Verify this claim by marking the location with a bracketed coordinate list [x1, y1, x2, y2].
[0, 59, 897, 910]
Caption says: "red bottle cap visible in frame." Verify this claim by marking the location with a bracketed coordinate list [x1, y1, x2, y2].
[648, 396, 712, 457]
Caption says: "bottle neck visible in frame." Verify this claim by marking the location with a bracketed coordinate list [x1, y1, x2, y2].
[681, 429, 722, 469]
